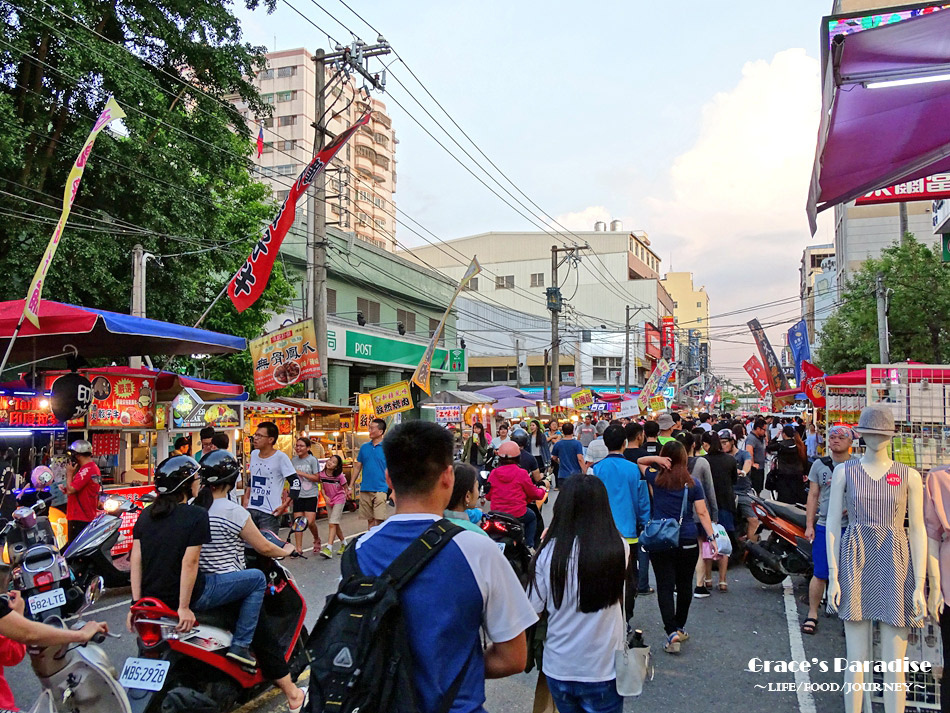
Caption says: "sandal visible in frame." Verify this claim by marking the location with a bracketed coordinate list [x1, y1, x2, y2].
[718, 582, 728, 592]
[801, 617, 818, 635]
[704, 578, 713, 588]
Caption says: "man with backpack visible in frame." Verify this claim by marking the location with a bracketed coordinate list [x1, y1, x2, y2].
[307, 420, 537, 713]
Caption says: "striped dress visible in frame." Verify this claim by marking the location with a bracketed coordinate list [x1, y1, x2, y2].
[834, 460, 920, 628]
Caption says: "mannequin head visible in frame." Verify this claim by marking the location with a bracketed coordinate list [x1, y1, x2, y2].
[860, 432, 891, 456]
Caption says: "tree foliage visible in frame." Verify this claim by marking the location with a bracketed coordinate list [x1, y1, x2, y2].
[815, 235, 950, 374]
[0, 0, 292, 395]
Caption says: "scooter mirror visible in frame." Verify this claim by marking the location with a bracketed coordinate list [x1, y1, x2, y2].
[291, 516, 309, 533]
[77, 576, 105, 615]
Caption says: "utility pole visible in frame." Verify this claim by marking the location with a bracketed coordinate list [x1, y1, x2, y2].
[624, 305, 631, 393]
[898, 202, 908, 247]
[514, 338, 523, 388]
[130, 244, 151, 369]
[543, 348, 549, 404]
[548, 243, 589, 404]
[876, 273, 890, 364]
[308, 40, 391, 402]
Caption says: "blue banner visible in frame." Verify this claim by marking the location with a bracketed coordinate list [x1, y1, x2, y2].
[787, 320, 811, 387]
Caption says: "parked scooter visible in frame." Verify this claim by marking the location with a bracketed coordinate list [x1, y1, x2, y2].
[124, 518, 311, 713]
[64, 493, 149, 590]
[743, 494, 813, 585]
[480, 511, 532, 587]
[23, 577, 131, 713]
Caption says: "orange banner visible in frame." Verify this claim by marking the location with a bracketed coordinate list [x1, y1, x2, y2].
[250, 319, 323, 394]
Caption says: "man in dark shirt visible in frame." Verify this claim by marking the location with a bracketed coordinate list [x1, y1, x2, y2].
[643, 420, 662, 456]
[623, 422, 648, 463]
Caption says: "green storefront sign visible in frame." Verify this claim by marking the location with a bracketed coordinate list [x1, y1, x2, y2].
[329, 327, 465, 372]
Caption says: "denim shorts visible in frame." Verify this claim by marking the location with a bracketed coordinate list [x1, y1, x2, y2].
[545, 676, 623, 713]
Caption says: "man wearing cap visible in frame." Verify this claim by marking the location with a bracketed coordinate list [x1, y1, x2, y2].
[801, 425, 856, 635]
[657, 413, 676, 445]
[64, 440, 101, 545]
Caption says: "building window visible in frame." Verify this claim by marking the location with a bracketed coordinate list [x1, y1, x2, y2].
[696, 317, 703, 324]
[276, 90, 295, 102]
[696, 301, 702, 308]
[469, 366, 491, 381]
[277, 65, 296, 78]
[261, 141, 273, 154]
[262, 117, 274, 128]
[495, 275, 514, 290]
[281, 139, 296, 151]
[673, 301, 678, 308]
[429, 317, 444, 345]
[275, 190, 290, 202]
[275, 164, 296, 176]
[592, 356, 623, 381]
[396, 309, 416, 334]
[357, 297, 380, 324]
[374, 218, 386, 229]
[357, 189, 372, 203]
[259, 69, 275, 80]
[372, 195, 386, 209]
[462, 277, 478, 292]
[261, 93, 274, 104]
[327, 288, 337, 315]
[278, 115, 296, 127]
[356, 211, 370, 226]
[530, 272, 544, 288]
[356, 145, 375, 159]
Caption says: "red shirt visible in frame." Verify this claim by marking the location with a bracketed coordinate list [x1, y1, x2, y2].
[67, 461, 101, 522]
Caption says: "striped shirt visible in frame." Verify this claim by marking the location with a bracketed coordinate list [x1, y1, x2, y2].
[199, 498, 249, 574]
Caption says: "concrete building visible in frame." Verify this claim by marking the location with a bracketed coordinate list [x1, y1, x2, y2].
[231, 48, 397, 251]
[660, 271, 709, 342]
[799, 244, 835, 351]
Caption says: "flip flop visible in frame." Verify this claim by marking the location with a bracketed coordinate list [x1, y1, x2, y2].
[801, 617, 818, 635]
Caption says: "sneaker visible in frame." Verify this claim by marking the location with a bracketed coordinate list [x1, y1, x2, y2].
[664, 632, 681, 654]
[676, 628, 689, 642]
[336, 544, 346, 556]
[319, 546, 333, 559]
[693, 586, 711, 599]
[637, 587, 655, 595]
[226, 645, 257, 667]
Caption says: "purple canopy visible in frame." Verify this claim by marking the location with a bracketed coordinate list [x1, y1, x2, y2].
[807, 9, 950, 233]
[474, 385, 527, 399]
[493, 396, 538, 411]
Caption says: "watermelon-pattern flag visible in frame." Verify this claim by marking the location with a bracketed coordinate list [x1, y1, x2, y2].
[256, 124, 264, 158]
[228, 112, 371, 313]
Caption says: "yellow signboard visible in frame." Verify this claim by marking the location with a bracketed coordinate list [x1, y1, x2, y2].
[357, 393, 374, 430]
[368, 381, 414, 417]
[572, 389, 594, 410]
[649, 396, 666, 412]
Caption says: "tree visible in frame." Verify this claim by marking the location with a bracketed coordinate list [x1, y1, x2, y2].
[816, 235, 950, 374]
[0, 0, 292, 394]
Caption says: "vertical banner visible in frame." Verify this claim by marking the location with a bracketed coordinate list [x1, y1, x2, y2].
[412, 257, 480, 395]
[800, 360, 827, 408]
[743, 355, 772, 398]
[249, 319, 323, 394]
[660, 316, 676, 361]
[23, 97, 126, 327]
[637, 358, 670, 411]
[228, 113, 371, 313]
[786, 320, 811, 386]
[747, 319, 792, 408]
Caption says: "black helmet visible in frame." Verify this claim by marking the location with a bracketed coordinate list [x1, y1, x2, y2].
[154, 455, 200, 495]
[510, 428, 529, 449]
[198, 450, 240, 487]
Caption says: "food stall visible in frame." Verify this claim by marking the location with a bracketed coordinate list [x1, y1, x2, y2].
[240, 401, 304, 461]
[271, 397, 352, 461]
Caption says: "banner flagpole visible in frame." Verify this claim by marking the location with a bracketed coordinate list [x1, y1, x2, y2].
[0, 317, 25, 376]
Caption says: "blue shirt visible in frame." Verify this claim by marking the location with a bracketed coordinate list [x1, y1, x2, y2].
[645, 468, 705, 544]
[357, 440, 388, 492]
[591, 454, 650, 540]
[552, 438, 584, 478]
[355, 515, 537, 713]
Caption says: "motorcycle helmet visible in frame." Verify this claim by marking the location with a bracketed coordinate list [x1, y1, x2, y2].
[67, 439, 93, 456]
[154, 455, 201, 495]
[30, 465, 54, 489]
[198, 450, 240, 487]
[496, 441, 521, 460]
[510, 428, 529, 449]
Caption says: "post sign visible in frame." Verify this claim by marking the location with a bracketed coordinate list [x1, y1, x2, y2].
[326, 326, 465, 373]
[572, 389, 595, 410]
[369, 381, 414, 417]
[250, 319, 323, 394]
[87, 374, 156, 429]
[434, 404, 462, 424]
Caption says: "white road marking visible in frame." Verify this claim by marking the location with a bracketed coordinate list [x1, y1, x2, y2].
[783, 577, 817, 713]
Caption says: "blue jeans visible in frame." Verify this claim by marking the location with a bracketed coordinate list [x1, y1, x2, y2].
[194, 569, 266, 648]
[546, 677, 623, 713]
[517, 508, 537, 550]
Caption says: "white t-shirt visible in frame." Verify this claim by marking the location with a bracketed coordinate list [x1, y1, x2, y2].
[699, 423, 712, 432]
[490, 435, 510, 450]
[529, 538, 628, 682]
[291, 454, 322, 497]
[200, 498, 249, 574]
[248, 450, 297, 514]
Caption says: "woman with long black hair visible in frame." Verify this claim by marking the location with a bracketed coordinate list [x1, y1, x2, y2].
[462, 421, 489, 468]
[766, 424, 809, 504]
[639, 441, 716, 654]
[527, 419, 551, 470]
[528, 474, 628, 713]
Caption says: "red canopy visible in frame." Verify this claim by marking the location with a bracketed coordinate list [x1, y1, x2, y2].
[775, 362, 950, 398]
[42, 366, 245, 402]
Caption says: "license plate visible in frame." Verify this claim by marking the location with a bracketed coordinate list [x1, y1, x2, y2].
[496, 541, 506, 553]
[119, 658, 170, 691]
[28, 588, 66, 616]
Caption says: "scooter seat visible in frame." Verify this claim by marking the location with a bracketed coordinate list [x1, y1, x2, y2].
[763, 499, 808, 530]
[196, 602, 240, 631]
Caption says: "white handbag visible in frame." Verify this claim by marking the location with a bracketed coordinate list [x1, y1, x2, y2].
[614, 590, 653, 696]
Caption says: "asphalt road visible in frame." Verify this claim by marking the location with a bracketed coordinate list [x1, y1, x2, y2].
[5, 501, 878, 713]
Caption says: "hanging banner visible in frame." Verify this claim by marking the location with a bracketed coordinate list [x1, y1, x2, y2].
[23, 97, 126, 327]
[228, 113, 370, 313]
[571, 389, 595, 410]
[710, 385, 722, 409]
[637, 358, 671, 411]
[357, 393, 374, 430]
[786, 320, 811, 387]
[369, 381, 414, 417]
[250, 319, 323, 394]
[660, 316, 675, 361]
[747, 319, 792, 408]
[743, 355, 772, 398]
[87, 374, 156, 429]
[800, 360, 827, 408]
[434, 404, 462, 424]
[412, 257, 481, 395]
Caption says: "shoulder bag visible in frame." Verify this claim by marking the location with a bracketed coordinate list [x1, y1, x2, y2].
[615, 584, 653, 696]
[639, 486, 688, 553]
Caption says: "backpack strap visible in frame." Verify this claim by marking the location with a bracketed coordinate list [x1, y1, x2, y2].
[383, 518, 464, 590]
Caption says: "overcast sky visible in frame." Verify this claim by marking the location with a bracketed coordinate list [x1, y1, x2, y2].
[235, 0, 838, 377]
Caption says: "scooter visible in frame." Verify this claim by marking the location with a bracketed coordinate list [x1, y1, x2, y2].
[23, 577, 131, 713]
[124, 518, 311, 713]
[64, 493, 147, 590]
[744, 494, 813, 585]
[481, 511, 532, 587]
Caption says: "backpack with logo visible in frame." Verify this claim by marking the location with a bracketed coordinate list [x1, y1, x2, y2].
[306, 519, 465, 713]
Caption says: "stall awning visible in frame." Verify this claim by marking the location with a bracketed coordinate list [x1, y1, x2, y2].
[241, 401, 305, 413]
[807, 9, 950, 233]
[472, 385, 527, 400]
[42, 366, 247, 403]
[493, 396, 538, 411]
[272, 397, 351, 413]
[420, 390, 494, 406]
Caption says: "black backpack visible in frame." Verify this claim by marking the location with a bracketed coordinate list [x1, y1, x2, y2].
[306, 519, 466, 713]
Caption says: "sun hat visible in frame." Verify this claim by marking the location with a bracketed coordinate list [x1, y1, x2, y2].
[853, 403, 895, 436]
[656, 413, 675, 431]
[585, 439, 609, 465]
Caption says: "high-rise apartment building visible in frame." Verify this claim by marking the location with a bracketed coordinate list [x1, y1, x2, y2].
[799, 244, 835, 352]
[231, 48, 397, 251]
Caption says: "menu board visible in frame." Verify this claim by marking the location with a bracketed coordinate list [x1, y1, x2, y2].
[87, 374, 156, 429]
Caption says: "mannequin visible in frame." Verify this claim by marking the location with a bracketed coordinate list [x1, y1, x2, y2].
[826, 404, 934, 713]
[922, 465, 949, 710]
